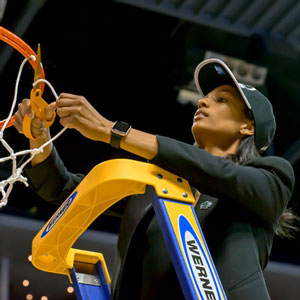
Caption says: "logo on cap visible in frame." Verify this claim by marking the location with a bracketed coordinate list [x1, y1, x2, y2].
[260, 145, 268, 151]
[239, 83, 256, 91]
[214, 65, 226, 75]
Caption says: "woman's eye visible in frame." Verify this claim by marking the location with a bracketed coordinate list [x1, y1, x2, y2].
[217, 97, 227, 103]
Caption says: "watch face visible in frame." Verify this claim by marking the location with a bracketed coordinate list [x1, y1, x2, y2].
[111, 121, 131, 148]
[113, 121, 130, 132]
[112, 121, 131, 136]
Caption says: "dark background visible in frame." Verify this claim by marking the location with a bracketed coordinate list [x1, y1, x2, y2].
[0, 0, 299, 286]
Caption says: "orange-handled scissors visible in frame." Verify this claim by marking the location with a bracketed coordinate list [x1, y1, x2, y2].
[22, 44, 56, 140]
[0, 26, 46, 130]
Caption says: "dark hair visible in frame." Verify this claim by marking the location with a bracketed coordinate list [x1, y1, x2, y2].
[223, 135, 260, 164]
[275, 208, 300, 239]
[224, 135, 299, 239]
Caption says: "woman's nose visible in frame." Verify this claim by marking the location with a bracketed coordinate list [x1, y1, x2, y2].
[198, 97, 209, 108]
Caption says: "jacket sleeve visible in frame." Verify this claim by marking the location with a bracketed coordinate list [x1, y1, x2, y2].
[24, 146, 84, 206]
[23, 146, 141, 217]
[151, 135, 295, 225]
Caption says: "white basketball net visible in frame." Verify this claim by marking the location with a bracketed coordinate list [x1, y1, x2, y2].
[0, 56, 68, 208]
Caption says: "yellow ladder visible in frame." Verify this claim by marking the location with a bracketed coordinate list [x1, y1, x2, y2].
[32, 159, 227, 300]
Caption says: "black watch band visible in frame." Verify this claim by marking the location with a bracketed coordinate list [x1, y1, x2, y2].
[110, 121, 131, 149]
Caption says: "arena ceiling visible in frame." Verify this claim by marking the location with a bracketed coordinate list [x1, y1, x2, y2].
[0, 0, 299, 298]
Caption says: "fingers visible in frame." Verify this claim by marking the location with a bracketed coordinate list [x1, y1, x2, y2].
[19, 99, 34, 119]
[59, 115, 74, 128]
[46, 92, 109, 142]
[31, 118, 47, 139]
[56, 106, 80, 118]
[14, 99, 34, 133]
[57, 106, 85, 128]
[14, 99, 55, 139]
[56, 94, 86, 127]
[31, 102, 56, 138]
[58, 93, 79, 100]
[55, 93, 104, 140]
[56, 93, 85, 108]
[45, 102, 56, 121]
[14, 93, 80, 137]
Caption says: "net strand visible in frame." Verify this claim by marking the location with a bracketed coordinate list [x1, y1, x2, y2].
[0, 57, 68, 208]
[0, 56, 34, 133]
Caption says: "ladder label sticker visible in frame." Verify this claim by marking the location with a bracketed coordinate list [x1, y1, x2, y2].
[41, 191, 78, 238]
[163, 200, 226, 300]
[179, 215, 221, 300]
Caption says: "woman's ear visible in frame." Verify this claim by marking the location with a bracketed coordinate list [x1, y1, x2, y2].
[240, 121, 254, 137]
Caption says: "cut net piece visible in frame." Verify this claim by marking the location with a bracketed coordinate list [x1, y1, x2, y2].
[0, 57, 68, 208]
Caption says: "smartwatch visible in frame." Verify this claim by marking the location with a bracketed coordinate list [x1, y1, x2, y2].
[110, 121, 131, 149]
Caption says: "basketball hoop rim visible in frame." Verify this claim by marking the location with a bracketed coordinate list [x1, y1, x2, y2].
[0, 26, 46, 129]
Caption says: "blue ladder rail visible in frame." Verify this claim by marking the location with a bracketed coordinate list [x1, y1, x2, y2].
[69, 260, 110, 300]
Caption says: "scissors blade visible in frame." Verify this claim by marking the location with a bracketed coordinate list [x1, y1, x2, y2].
[33, 44, 41, 91]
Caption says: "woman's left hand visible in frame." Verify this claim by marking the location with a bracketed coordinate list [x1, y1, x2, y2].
[56, 93, 113, 142]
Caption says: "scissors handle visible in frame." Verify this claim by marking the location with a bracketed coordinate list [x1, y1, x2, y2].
[22, 89, 56, 140]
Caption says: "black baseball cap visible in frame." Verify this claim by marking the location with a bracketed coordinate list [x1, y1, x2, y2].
[194, 58, 276, 152]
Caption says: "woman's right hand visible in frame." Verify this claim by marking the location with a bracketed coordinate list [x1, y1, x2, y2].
[14, 99, 56, 140]
[14, 99, 56, 166]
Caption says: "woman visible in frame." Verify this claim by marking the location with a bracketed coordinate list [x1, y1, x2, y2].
[15, 58, 295, 299]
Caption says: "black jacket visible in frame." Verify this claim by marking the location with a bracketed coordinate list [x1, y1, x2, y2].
[25, 135, 295, 300]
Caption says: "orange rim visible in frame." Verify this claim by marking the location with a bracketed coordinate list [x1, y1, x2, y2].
[0, 26, 46, 129]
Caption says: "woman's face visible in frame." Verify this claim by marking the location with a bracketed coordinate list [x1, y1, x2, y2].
[192, 84, 253, 148]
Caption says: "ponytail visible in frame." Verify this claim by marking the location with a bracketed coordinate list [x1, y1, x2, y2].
[224, 135, 299, 239]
